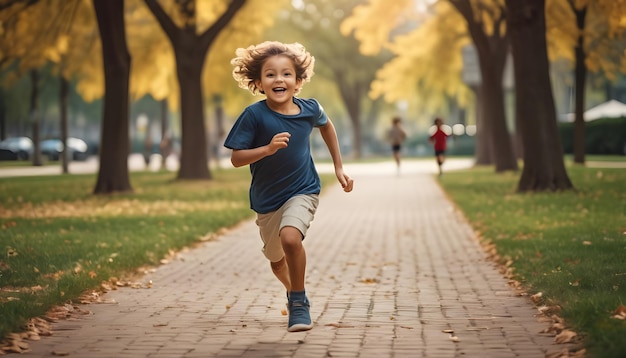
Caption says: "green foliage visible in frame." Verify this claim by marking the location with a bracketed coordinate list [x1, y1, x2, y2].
[440, 164, 626, 358]
[559, 117, 626, 155]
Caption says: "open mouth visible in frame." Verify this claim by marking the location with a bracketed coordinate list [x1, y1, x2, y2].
[273, 87, 287, 93]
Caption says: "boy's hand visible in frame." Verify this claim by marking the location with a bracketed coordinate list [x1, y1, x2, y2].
[336, 169, 354, 193]
[268, 132, 291, 154]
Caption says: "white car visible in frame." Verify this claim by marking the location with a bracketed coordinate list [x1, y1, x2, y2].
[40, 137, 89, 161]
[0, 137, 34, 160]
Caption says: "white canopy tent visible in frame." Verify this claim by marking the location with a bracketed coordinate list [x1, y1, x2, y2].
[562, 99, 626, 122]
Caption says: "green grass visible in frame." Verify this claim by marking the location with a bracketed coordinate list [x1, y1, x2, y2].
[0, 168, 257, 339]
[439, 165, 626, 358]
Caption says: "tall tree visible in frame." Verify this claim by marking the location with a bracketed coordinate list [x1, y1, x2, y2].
[506, 0, 573, 191]
[92, 0, 133, 193]
[448, 0, 517, 172]
[269, 0, 389, 158]
[143, 0, 246, 180]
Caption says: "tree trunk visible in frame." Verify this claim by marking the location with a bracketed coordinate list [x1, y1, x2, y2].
[29, 70, 43, 166]
[345, 96, 362, 160]
[506, 0, 574, 192]
[160, 99, 169, 170]
[175, 45, 211, 179]
[60, 75, 69, 174]
[0, 89, 6, 140]
[472, 85, 492, 165]
[92, 0, 132, 194]
[480, 66, 518, 172]
[572, 6, 587, 164]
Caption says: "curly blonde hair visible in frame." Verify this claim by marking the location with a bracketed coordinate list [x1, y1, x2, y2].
[231, 41, 315, 96]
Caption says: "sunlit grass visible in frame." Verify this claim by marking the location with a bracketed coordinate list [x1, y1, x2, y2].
[440, 165, 626, 358]
[0, 168, 254, 338]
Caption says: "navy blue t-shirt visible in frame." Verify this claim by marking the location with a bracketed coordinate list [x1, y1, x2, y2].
[224, 98, 328, 214]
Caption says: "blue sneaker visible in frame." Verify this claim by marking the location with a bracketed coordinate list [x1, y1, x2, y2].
[287, 294, 312, 332]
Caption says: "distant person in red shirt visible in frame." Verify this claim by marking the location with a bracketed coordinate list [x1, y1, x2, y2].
[429, 117, 448, 177]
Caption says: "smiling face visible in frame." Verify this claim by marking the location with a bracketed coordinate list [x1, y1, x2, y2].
[255, 55, 303, 112]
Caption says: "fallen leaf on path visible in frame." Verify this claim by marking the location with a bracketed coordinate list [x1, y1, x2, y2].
[541, 322, 565, 334]
[546, 348, 586, 358]
[325, 323, 355, 328]
[360, 278, 379, 284]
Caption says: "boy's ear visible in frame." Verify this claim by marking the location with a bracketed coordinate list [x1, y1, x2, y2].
[254, 79, 264, 94]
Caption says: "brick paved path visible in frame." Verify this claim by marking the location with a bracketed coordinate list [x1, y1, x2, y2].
[23, 165, 559, 357]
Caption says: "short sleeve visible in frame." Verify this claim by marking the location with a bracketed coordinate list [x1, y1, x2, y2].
[311, 99, 328, 127]
[223, 108, 256, 150]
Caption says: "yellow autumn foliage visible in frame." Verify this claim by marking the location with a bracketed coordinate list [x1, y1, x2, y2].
[0, 0, 287, 111]
[342, 0, 626, 115]
[340, 0, 417, 55]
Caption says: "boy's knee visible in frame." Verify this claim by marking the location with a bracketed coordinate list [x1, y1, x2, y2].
[280, 226, 303, 252]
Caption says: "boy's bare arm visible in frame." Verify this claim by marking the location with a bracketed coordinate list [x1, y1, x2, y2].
[319, 119, 354, 192]
[230, 132, 291, 167]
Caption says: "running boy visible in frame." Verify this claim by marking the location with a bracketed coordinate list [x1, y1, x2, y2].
[387, 116, 407, 171]
[224, 41, 354, 332]
[429, 117, 449, 176]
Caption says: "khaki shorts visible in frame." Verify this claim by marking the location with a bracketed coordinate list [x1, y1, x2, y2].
[255, 194, 319, 262]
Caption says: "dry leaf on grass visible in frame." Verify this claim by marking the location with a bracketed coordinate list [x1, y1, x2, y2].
[531, 292, 543, 304]
[554, 329, 577, 344]
[611, 304, 626, 320]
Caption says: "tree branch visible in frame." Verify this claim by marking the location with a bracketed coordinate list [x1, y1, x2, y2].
[144, 0, 180, 43]
[0, 0, 39, 12]
[198, 0, 246, 49]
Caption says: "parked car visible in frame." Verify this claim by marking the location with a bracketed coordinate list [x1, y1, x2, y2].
[0, 136, 33, 160]
[40, 137, 89, 161]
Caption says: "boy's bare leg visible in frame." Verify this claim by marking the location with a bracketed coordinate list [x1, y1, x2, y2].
[280, 226, 306, 292]
[270, 257, 291, 292]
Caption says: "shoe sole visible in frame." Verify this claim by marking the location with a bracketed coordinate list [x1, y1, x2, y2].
[287, 323, 313, 332]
